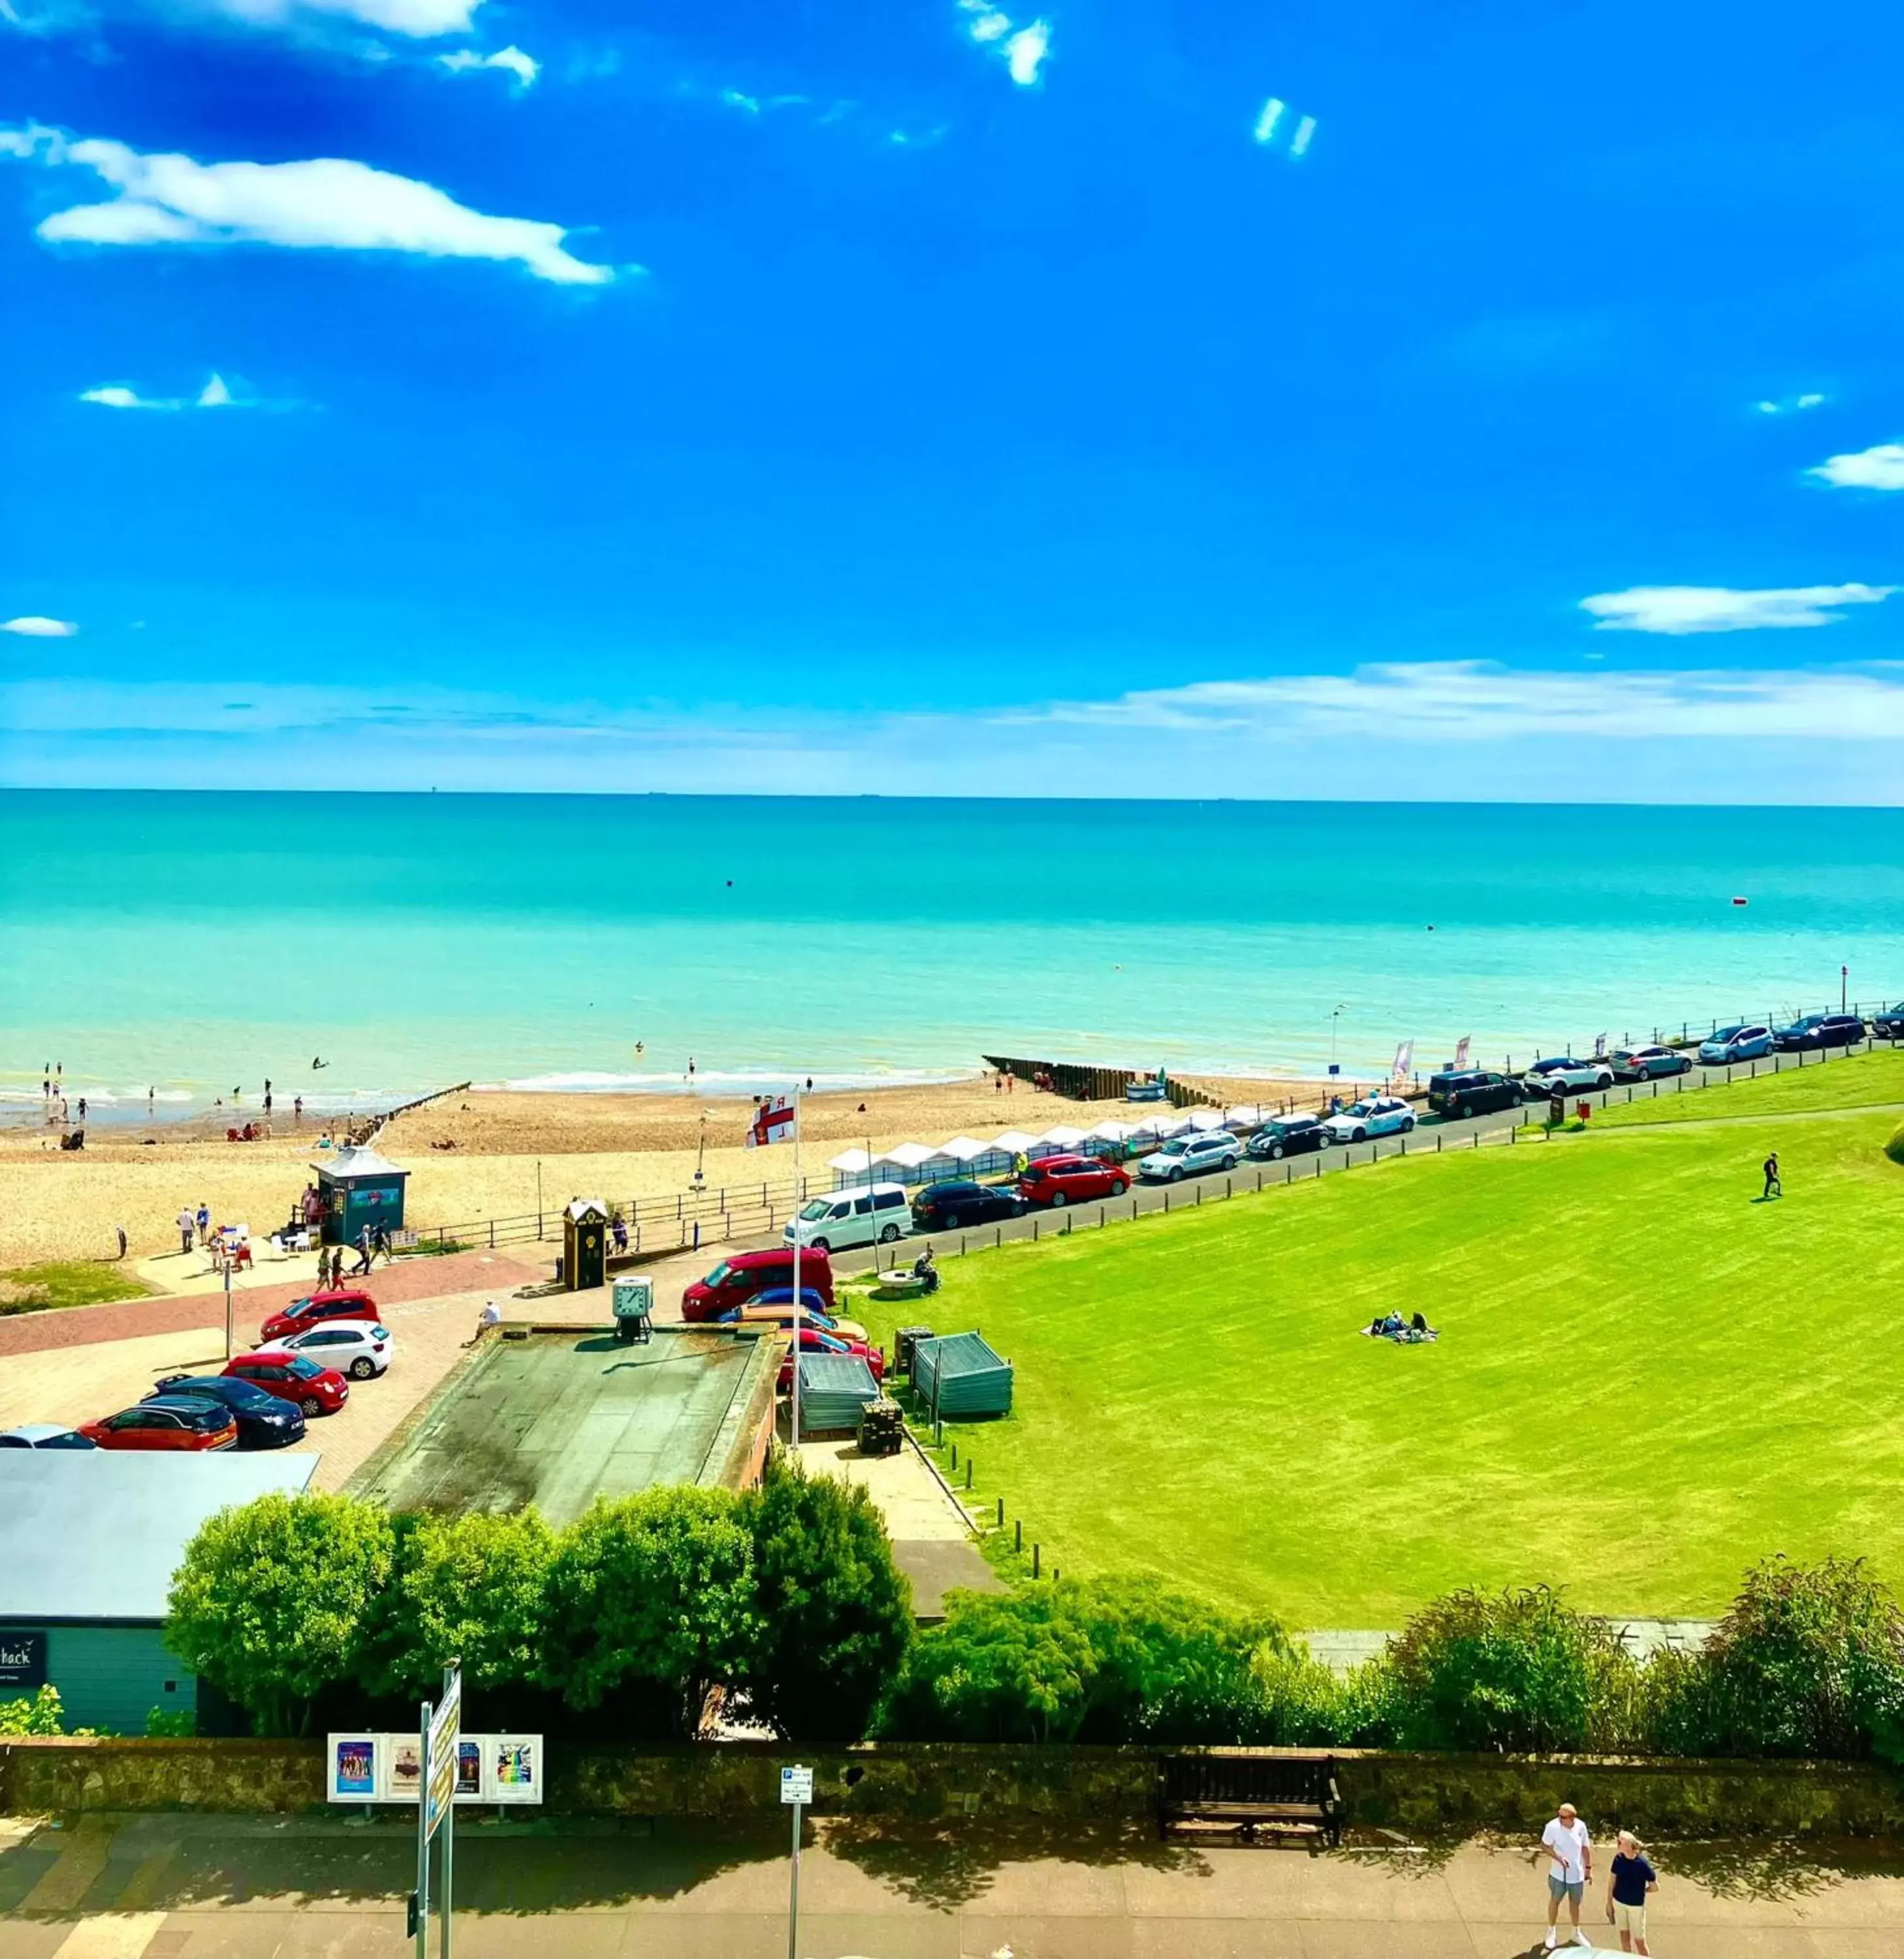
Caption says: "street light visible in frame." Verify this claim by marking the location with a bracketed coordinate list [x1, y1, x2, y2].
[1329, 1003, 1348, 1078]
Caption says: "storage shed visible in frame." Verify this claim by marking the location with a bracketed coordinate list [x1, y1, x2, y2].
[913, 1331, 1014, 1419]
[794, 1353, 883, 1434]
[0, 1452, 317, 1733]
[314, 1142, 409, 1249]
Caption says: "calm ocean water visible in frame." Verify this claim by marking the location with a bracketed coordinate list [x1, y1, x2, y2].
[2, 791, 1901, 1120]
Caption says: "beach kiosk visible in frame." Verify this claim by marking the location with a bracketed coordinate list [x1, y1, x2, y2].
[313, 1143, 409, 1249]
[563, 1198, 610, 1292]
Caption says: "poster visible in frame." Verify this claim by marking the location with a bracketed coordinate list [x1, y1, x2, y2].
[455, 1739, 483, 1798]
[328, 1735, 379, 1802]
[389, 1735, 424, 1799]
[490, 1735, 540, 1803]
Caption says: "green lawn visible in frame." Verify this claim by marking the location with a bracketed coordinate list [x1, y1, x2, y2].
[851, 1049, 1904, 1627]
[0, 1260, 152, 1316]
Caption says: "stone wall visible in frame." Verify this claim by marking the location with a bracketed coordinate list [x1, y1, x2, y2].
[7, 1736, 1903, 1838]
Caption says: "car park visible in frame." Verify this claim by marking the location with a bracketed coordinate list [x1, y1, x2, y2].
[148, 1375, 306, 1448]
[783, 1183, 911, 1253]
[1135, 1131, 1241, 1181]
[1773, 1012, 1865, 1052]
[1869, 1003, 1904, 1039]
[1425, 1071, 1522, 1119]
[223, 1351, 350, 1417]
[258, 1288, 383, 1344]
[1698, 1024, 1773, 1064]
[1521, 1057, 1615, 1095]
[682, 1249, 836, 1322]
[1017, 1154, 1130, 1207]
[1320, 1096, 1416, 1144]
[775, 1325, 887, 1394]
[279, 1322, 394, 1380]
[0, 1424, 97, 1450]
[1610, 1045, 1693, 1081]
[1245, 1114, 1330, 1159]
[912, 1179, 1027, 1230]
[80, 1397, 238, 1452]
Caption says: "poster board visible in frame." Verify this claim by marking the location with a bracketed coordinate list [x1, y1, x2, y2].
[327, 1732, 543, 1805]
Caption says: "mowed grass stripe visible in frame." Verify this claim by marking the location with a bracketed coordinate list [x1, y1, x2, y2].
[857, 1092, 1904, 1625]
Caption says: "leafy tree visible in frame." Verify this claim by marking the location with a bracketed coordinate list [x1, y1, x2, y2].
[541, 1488, 759, 1732]
[1668, 1555, 1904, 1760]
[1382, 1585, 1634, 1753]
[741, 1459, 913, 1741]
[368, 1508, 556, 1702]
[165, 1492, 396, 1736]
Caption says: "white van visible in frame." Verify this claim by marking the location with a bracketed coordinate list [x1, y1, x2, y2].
[783, 1183, 912, 1254]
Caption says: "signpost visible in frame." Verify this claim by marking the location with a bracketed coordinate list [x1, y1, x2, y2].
[780, 1762, 812, 1959]
[415, 1661, 461, 1959]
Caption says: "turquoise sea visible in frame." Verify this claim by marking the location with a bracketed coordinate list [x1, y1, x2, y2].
[2, 791, 1901, 1121]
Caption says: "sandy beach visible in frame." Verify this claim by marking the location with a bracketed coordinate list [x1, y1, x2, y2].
[0, 1071, 1341, 1269]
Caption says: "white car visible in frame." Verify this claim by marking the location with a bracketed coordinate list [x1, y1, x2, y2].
[1698, 1024, 1772, 1064]
[280, 1321, 394, 1380]
[1521, 1057, 1614, 1096]
[1320, 1096, 1415, 1144]
[1135, 1131, 1241, 1181]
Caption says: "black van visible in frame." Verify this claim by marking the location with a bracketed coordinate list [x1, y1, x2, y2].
[1426, 1070, 1522, 1119]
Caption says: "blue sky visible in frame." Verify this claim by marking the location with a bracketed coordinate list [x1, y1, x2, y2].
[3, 0, 1904, 799]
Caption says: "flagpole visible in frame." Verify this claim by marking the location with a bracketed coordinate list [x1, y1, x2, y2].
[790, 1087, 802, 1451]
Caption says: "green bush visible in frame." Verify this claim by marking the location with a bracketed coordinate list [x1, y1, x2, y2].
[1380, 1585, 1636, 1753]
[144, 1706, 196, 1738]
[1886, 1119, 1904, 1168]
[1662, 1555, 1904, 1760]
[741, 1460, 914, 1742]
[540, 1488, 759, 1732]
[0, 1685, 85, 1736]
[166, 1491, 396, 1736]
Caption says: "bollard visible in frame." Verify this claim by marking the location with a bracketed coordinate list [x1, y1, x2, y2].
[1032, 1217, 1039, 1243]
[997, 1497, 1005, 1527]
[950, 1442, 957, 1471]
[965, 1460, 973, 1490]
[1032, 1544, 1041, 1578]
[1015, 1519, 1023, 1553]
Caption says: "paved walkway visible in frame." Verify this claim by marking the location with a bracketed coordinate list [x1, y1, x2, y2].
[5, 1815, 1904, 1956]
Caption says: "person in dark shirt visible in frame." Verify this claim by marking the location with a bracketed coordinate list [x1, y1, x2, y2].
[1762, 1151, 1782, 1198]
[1606, 1829, 1657, 1954]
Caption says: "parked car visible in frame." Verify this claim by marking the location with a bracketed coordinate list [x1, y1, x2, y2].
[912, 1180, 1026, 1230]
[80, 1396, 238, 1452]
[1245, 1115, 1331, 1159]
[258, 1288, 382, 1344]
[1017, 1154, 1131, 1207]
[725, 1300, 871, 1343]
[0, 1423, 97, 1449]
[1774, 1012, 1865, 1052]
[1135, 1131, 1241, 1181]
[1698, 1023, 1773, 1064]
[1609, 1045, 1693, 1081]
[783, 1182, 911, 1253]
[1868, 1003, 1904, 1039]
[1320, 1096, 1416, 1145]
[1521, 1057, 1614, 1095]
[223, 1351, 350, 1418]
[148, 1375, 306, 1448]
[776, 1325, 887, 1394]
[279, 1322, 394, 1380]
[682, 1249, 836, 1323]
[1425, 1071, 1522, 1119]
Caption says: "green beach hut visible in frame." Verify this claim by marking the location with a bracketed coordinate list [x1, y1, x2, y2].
[315, 1141, 409, 1248]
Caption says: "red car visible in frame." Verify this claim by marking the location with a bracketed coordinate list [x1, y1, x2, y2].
[81, 1395, 239, 1452]
[776, 1326, 886, 1395]
[224, 1350, 351, 1417]
[258, 1288, 381, 1344]
[1017, 1153, 1130, 1207]
[682, 1249, 836, 1324]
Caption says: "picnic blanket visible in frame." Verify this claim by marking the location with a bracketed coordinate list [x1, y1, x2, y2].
[1359, 1322, 1439, 1345]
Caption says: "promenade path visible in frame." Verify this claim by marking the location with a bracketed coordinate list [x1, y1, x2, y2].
[5, 1813, 1903, 1957]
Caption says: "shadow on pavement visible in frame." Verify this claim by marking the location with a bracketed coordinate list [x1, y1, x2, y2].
[1660, 1834, 1904, 1901]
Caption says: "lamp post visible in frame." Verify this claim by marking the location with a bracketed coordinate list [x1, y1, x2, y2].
[1329, 1003, 1348, 1078]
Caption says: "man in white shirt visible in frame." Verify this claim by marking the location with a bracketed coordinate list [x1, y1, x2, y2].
[1538, 1800, 1592, 1948]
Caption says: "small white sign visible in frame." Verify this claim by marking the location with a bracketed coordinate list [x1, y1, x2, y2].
[780, 1764, 814, 1806]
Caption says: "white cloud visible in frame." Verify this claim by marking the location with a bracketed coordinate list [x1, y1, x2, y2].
[1252, 98, 1284, 145]
[1756, 391, 1826, 415]
[1289, 114, 1316, 159]
[717, 86, 760, 113]
[3, 125, 615, 284]
[207, 0, 481, 38]
[967, 8, 1009, 41]
[197, 372, 234, 407]
[81, 383, 177, 409]
[438, 44, 538, 86]
[3, 616, 77, 636]
[1579, 584, 1895, 634]
[1004, 20, 1049, 84]
[1807, 443, 1904, 492]
[80, 371, 261, 409]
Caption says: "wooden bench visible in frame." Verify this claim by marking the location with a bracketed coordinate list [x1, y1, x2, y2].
[1159, 1751, 1343, 1847]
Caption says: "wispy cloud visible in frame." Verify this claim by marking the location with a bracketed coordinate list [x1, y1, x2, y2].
[718, 86, 760, 113]
[2, 123, 615, 284]
[3, 616, 77, 636]
[1755, 392, 1826, 415]
[1807, 443, 1904, 492]
[955, 0, 1049, 86]
[79, 370, 257, 410]
[1253, 95, 1316, 157]
[205, 0, 481, 38]
[888, 125, 949, 148]
[438, 44, 537, 88]
[1579, 584, 1896, 634]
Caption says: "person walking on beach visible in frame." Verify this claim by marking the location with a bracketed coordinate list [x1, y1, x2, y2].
[176, 1206, 195, 1254]
[1538, 1800, 1593, 1949]
[1606, 1829, 1657, 1954]
[294, 1094, 303, 1124]
[195, 1202, 210, 1247]
[116, 1224, 127, 1261]
[1762, 1151, 1782, 1199]
[76, 1096, 87, 1122]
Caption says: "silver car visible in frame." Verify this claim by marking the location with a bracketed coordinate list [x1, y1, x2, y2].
[1135, 1131, 1241, 1181]
[1522, 1057, 1615, 1095]
[1698, 1024, 1772, 1063]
